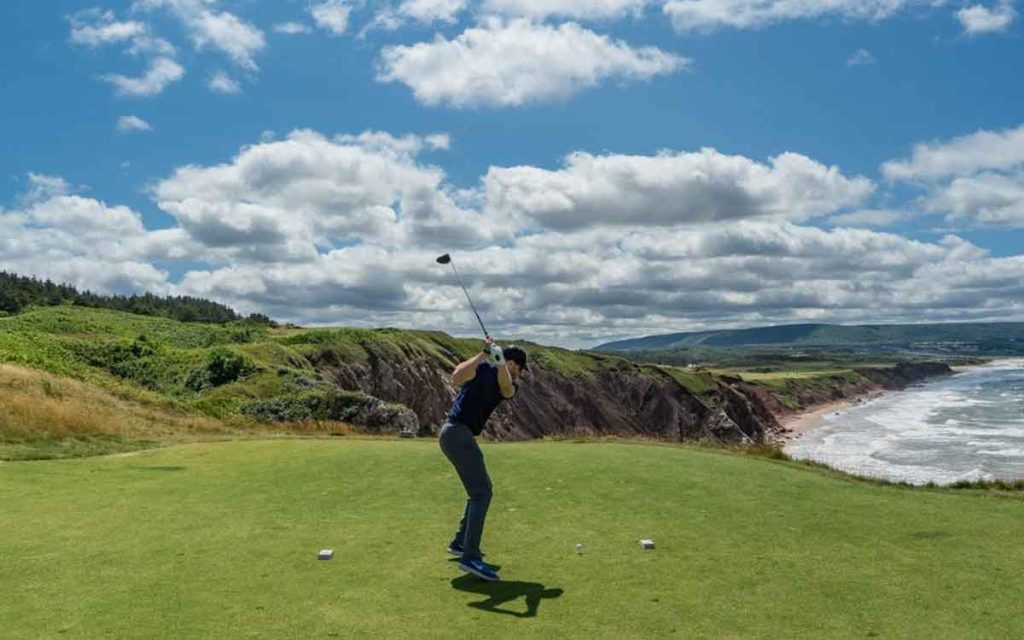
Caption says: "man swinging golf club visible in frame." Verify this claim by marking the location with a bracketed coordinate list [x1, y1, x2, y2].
[436, 253, 529, 582]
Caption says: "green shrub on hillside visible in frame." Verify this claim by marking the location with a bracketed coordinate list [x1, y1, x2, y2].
[241, 390, 371, 422]
[185, 348, 257, 392]
[66, 338, 169, 391]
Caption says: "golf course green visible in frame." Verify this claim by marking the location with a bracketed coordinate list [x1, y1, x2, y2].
[2, 439, 1021, 639]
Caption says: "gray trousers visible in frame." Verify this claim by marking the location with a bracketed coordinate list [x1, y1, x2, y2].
[438, 420, 492, 563]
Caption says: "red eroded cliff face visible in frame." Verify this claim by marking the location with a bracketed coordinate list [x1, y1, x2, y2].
[306, 340, 952, 443]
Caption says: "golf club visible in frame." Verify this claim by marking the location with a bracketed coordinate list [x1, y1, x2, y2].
[436, 253, 490, 339]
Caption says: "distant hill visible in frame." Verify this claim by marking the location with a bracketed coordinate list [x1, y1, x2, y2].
[594, 322, 1024, 353]
[0, 271, 273, 325]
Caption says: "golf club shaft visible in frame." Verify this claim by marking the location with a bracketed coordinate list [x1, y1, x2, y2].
[448, 261, 490, 339]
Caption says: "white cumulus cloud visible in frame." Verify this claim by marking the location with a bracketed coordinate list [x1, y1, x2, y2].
[847, 49, 876, 66]
[927, 172, 1024, 226]
[0, 191, 190, 296]
[69, 11, 147, 47]
[151, 130, 511, 262]
[187, 9, 266, 69]
[134, 0, 266, 70]
[396, 0, 468, 23]
[882, 124, 1024, 181]
[311, 0, 353, 35]
[377, 19, 687, 108]
[117, 115, 153, 132]
[482, 0, 651, 20]
[367, 0, 468, 30]
[67, 8, 179, 95]
[484, 148, 874, 229]
[101, 57, 185, 97]
[21, 173, 72, 205]
[884, 124, 1024, 228]
[663, 0, 941, 32]
[274, 22, 314, 35]
[68, 8, 176, 55]
[207, 71, 241, 94]
[957, 2, 1017, 35]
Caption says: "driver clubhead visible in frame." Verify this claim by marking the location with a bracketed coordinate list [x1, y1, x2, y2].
[436, 253, 451, 265]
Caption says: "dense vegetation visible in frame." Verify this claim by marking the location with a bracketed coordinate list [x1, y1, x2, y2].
[0, 271, 274, 325]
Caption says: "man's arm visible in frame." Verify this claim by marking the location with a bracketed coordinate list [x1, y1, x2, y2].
[487, 342, 515, 399]
[496, 361, 515, 399]
[452, 339, 492, 387]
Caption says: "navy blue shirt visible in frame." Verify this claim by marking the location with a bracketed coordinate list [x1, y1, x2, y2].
[448, 361, 508, 436]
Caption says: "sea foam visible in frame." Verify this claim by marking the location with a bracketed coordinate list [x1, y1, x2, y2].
[786, 360, 1024, 485]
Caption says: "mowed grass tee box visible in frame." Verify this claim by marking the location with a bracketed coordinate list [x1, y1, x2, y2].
[1, 439, 1021, 639]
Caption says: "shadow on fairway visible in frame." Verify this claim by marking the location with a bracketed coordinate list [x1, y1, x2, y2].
[450, 572, 564, 618]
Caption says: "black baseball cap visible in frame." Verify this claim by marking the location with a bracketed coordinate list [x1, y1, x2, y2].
[503, 345, 529, 371]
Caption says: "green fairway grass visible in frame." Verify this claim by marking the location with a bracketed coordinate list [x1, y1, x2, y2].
[1, 440, 1021, 639]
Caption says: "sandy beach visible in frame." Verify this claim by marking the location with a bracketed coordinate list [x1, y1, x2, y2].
[778, 391, 885, 440]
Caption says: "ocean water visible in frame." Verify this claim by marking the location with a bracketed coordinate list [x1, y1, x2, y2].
[785, 359, 1024, 485]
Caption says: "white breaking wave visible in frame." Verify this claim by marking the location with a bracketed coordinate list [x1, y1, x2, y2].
[786, 360, 1024, 485]
[978, 448, 1024, 458]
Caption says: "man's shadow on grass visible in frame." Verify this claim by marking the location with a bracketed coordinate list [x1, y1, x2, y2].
[450, 565, 564, 618]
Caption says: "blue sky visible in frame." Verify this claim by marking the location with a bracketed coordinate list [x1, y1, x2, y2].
[1, 0, 1023, 346]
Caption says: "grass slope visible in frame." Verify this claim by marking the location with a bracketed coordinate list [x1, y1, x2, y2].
[0, 364, 230, 460]
[0, 306, 640, 398]
[1, 440, 1020, 639]
[1, 306, 695, 459]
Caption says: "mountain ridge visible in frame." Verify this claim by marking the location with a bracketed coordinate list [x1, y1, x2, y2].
[595, 321, 1024, 352]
